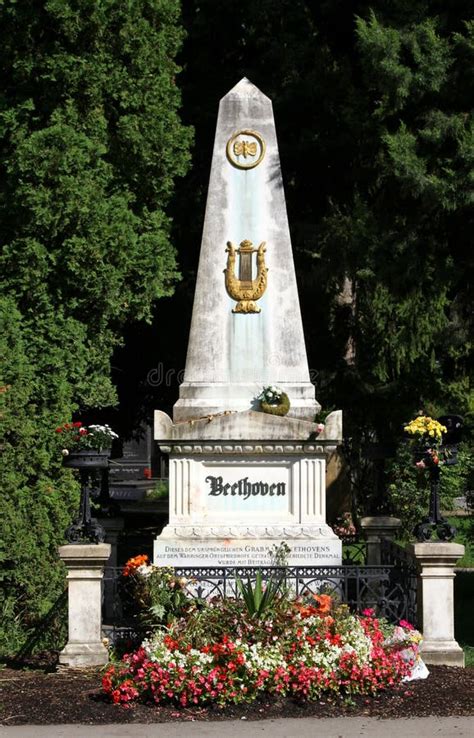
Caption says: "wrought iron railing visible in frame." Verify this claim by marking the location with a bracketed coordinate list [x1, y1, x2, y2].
[340, 535, 368, 564]
[103, 557, 418, 643]
[381, 539, 418, 626]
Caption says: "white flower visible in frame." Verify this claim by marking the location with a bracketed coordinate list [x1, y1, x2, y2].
[137, 564, 153, 578]
[62, 449, 69, 456]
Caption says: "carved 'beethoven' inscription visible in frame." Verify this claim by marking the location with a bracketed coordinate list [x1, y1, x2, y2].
[205, 475, 286, 499]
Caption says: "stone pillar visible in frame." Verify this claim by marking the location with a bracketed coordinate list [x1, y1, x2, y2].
[408, 542, 465, 666]
[101, 518, 124, 622]
[360, 516, 401, 565]
[59, 543, 111, 668]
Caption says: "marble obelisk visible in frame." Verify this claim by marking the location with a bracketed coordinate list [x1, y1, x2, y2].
[174, 78, 319, 422]
[154, 79, 342, 569]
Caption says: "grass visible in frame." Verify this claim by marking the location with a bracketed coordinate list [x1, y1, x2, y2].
[448, 515, 474, 567]
[464, 647, 474, 668]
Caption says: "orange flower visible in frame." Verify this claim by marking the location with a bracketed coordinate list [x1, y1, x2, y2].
[296, 604, 315, 618]
[123, 554, 149, 576]
[312, 594, 332, 614]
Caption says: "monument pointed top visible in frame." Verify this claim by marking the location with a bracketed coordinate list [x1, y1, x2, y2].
[173, 75, 319, 422]
[222, 77, 271, 102]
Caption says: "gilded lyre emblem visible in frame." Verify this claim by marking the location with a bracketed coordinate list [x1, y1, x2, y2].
[224, 240, 268, 313]
[226, 129, 266, 169]
[233, 140, 257, 158]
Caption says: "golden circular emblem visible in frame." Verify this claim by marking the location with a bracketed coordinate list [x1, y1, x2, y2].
[226, 129, 266, 170]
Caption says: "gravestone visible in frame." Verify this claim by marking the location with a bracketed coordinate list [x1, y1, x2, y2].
[154, 79, 342, 568]
[109, 424, 153, 500]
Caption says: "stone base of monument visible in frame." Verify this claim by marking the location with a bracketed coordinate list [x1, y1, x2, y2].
[155, 534, 341, 570]
[153, 410, 343, 570]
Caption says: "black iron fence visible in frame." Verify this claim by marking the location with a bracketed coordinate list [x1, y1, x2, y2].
[381, 538, 418, 626]
[341, 536, 368, 564]
[103, 553, 418, 642]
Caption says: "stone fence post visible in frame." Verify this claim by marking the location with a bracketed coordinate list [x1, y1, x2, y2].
[58, 543, 111, 668]
[408, 542, 465, 666]
[360, 516, 401, 565]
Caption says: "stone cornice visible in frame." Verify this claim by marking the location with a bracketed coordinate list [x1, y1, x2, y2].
[159, 441, 336, 455]
[158, 524, 339, 540]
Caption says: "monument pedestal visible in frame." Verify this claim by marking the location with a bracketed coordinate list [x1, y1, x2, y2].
[58, 543, 110, 668]
[154, 411, 342, 567]
[409, 542, 465, 666]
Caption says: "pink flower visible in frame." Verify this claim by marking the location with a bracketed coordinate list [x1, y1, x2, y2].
[362, 608, 375, 617]
[415, 460, 426, 469]
[316, 423, 325, 434]
[399, 619, 414, 630]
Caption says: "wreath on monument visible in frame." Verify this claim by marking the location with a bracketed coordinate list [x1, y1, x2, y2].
[257, 385, 290, 416]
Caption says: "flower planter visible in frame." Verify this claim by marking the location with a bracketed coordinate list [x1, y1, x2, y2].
[63, 449, 111, 469]
[63, 449, 110, 544]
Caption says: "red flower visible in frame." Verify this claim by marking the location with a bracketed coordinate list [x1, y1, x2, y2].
[73, 421, 82, 428]
[55, 427, 63, 433]
[326, 633, 343, 646]
[144, 467, 152, 479]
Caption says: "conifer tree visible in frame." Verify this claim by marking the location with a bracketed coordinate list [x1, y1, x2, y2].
[0, 0, 191, 653]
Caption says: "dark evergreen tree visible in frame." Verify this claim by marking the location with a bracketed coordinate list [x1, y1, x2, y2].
[0, 0, 191, 653]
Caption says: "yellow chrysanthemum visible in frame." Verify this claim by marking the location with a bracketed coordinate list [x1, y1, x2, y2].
[404, 415, 446, 441]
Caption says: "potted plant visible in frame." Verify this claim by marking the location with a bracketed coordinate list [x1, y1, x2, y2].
[56, 422, 118, 469]
[56, 421, 118, 543]
[256, 385, 290, 416]
[404, 414, 456, 541]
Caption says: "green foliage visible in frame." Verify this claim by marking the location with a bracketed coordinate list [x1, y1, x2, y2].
[236, 570, 283, 618]
[171, 594, 297, 652]
[0, 297, 79, 654]
[386, 442, 473, 538]
[386, 443, 430, 535]
[122, 566, 190, 629]
[0, 0, 191, 655]
[147, 479, 169, 500]
[449, 516, 474, 568]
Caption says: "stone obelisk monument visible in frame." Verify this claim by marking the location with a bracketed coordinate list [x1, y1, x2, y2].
[154, 79, 342, 567]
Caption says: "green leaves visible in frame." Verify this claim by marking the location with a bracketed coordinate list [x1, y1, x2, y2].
[236, 571, 282, 618]
[356, 13, 451, 117]
[0, 0, 191, 655]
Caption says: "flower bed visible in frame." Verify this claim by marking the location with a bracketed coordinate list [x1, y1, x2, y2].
[103, 588, 422, 707]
